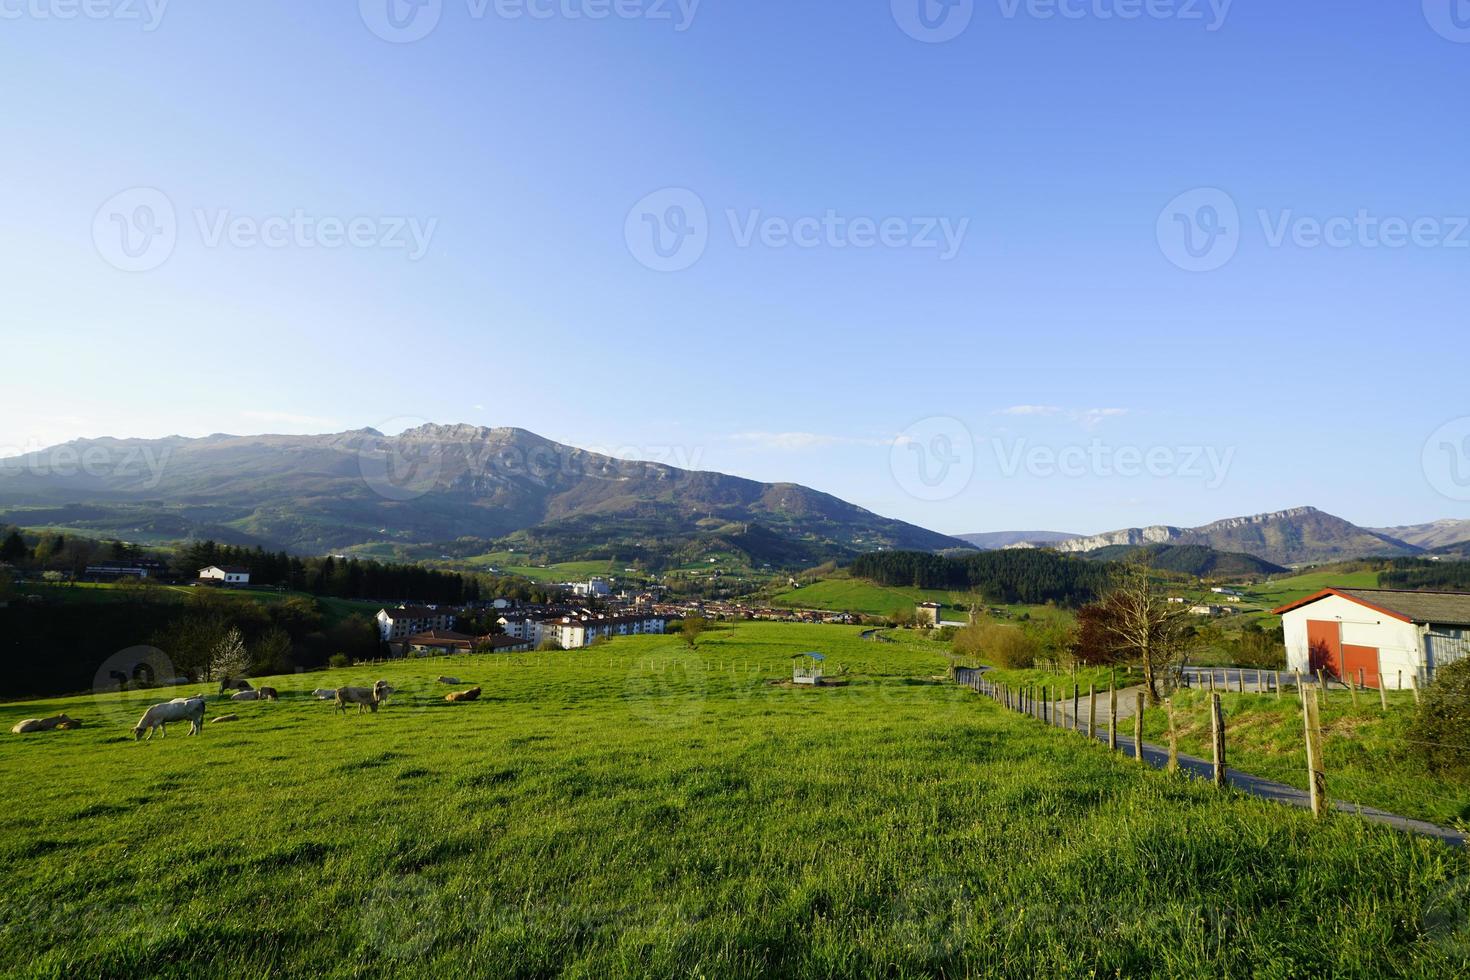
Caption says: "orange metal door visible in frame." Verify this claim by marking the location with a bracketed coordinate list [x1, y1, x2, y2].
[1342, 645, 1381, 688]
[1307, 620, 1342, 677]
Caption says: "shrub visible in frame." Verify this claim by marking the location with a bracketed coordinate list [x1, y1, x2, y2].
[1414, 660, 1470, 777]
[953, 621, 1038, 669]
[328, 653, 350, 669]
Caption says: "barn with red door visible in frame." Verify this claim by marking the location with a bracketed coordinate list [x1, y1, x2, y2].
[1274, 588, 1470, 689]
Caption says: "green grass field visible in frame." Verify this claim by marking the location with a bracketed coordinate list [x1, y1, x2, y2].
[1138, 688, 1470, 829]
[2, 622, 1468, 977]
[770, 578, 967, 617]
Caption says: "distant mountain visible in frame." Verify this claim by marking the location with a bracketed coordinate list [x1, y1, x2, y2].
[1077, 543, 1287, 578]
[956, 530, 1081, 550]
[1047, 507, 1421, 566]
[1372, 519, 1470, 551]
[0, 425, 969, 566]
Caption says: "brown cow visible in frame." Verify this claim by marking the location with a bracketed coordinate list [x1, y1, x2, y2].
[445, 687, 481, 703]
[11, 714, 80, 734]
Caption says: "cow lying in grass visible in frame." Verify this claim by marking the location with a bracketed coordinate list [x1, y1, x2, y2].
[258, 687, 279, 702]
[231, 690, 260, 702]
[11, 714, 80, 734]
[437, 676, 462, 686]
[312, 689, 336, 700]
[133, 697, 206, 740]
[445, 687, 481, 703]
[335, 681, 391, 714]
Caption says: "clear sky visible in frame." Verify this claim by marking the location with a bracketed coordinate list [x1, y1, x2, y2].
[2, 0, 1467, 536]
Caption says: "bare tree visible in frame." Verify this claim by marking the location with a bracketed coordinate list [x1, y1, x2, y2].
[1096, 559, 1197, 705]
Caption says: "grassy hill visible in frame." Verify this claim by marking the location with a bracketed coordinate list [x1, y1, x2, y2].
[0, 622, 1466, 976]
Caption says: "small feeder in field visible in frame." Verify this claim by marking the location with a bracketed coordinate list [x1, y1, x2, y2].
[792, 652, 825, 686]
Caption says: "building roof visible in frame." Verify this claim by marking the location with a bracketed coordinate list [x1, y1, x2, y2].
[1273, 588, 1470, 627]
[201, 565, 250, 574]
[382, 606, 454, 620]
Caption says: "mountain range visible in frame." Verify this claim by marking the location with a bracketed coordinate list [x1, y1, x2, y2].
[0, 425, 968, 566]
[984, 507, 1470, 567]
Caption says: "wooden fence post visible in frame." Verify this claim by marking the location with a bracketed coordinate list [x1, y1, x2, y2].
[1072, 684, 1080, 733]
[1089, 684, 1097, 739]
[1412, 672, 1422, 704]
[1134, 692, 1145, 761]
[1302, 685, 1327, 819]
[1316, 669, 1328, 703]
[1236, 670, 1244, 695]
[1041, 686, 1049, 725]
[1348, 671, 1359, 708]
[1108, 684, 1118, 751]
[1210, 693, 1227, 789]
[1274, 670, 1282, 700]
[1209, 671, 1216, 694]
[1165, 698, 1179, 773]
[1376, 652, 1388, 713]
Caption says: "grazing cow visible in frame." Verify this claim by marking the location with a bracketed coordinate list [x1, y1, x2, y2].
[219, 678, 253, 695]
[437, 676, 462, 686]
[230, 690, 261, 702]
[211, 714, 240, 724]
[445, 687, 481, 703]
[11, 714, 80, 734]
[257, 687, 279, 702]
[133, 698, 206, 740]
[312, 688, 337, 700]
[373, 681, 394, 705]
[335, 686, 380, 714]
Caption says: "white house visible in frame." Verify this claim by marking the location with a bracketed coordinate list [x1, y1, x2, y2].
[547, 613, 668, 650]
[572, 577, 612, 598]
[198, 565, 250, 585]
[1274, 588, 1470, 689]
[376, 605, 457, 642]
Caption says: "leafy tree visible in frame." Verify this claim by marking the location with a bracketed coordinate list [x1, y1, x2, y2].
[0, 530, 29, 564]
[679, 616, 710, 649]
[1414, 659, 1470, 778]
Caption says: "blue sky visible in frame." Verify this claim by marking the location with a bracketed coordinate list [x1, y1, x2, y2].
[2, 0, 1467, 536]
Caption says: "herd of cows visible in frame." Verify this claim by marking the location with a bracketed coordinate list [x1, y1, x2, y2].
[8, 673, 488, 739]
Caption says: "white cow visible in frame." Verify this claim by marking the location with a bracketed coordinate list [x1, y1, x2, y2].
[133, 698, 206, 740]
[230, 690, 261, 702]
[11, 714, 79, 734]
[334, 686, 380, 714]
[312, 688, 337, 700]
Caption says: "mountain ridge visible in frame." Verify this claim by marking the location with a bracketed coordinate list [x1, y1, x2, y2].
[0, 425, 970, 565]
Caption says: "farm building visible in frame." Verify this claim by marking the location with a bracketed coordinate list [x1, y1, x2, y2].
[198, 565, 250, 585]
[1274, 588, 1470, 688]
[916, 602, 943, 626]
[376, 606, 458, 642]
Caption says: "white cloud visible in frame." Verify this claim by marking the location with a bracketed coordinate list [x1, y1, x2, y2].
[997, 406, 1131, 428]
[729, 431, 886, 451]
